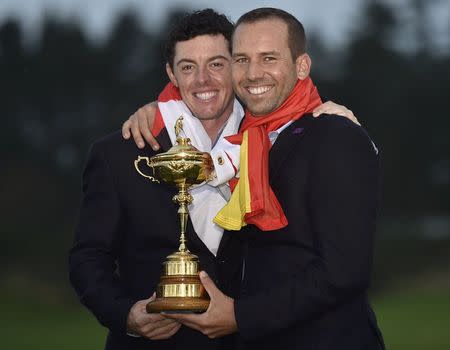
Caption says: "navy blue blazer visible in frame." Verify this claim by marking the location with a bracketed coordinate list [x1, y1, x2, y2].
[234, 115, 385, 350]
[69, 129, 242, 350]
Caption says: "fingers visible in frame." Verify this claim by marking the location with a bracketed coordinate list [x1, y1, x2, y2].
[312, 101, 339, 117]
[122, 119, 132, 139]
[199, 271, 219, 299]
[164, 314, 204, 332]
[141, 317, 177, 332]
[347, 111, 361, 126]
[149, 322, 182, 340]
[131, 114, 146, 149]
[141, 318, 180, 339]
[126, 103, 160, 150]
[312, 101, 361, 126]
[136, 313, 178, 336]
[137, 110, 159, 151]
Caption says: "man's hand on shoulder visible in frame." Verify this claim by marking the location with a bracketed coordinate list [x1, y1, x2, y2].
[312, 101, 360, 126]
[122, 101, 160, 151]
[127, 293, 181, 340]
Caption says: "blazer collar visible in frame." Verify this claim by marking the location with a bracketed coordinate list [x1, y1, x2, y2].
[269, 114, 314, 179]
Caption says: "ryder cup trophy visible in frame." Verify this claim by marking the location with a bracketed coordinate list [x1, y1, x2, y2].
[134, 116, 211, 313]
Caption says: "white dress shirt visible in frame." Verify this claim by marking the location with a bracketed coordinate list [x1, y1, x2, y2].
[158, 99, 243, 256]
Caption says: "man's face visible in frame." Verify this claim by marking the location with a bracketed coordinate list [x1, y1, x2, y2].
[232, 18, 305, 116]
[166, 34, 234, 123]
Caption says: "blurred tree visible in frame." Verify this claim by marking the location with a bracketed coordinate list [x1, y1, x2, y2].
[1, 3, 449, 295]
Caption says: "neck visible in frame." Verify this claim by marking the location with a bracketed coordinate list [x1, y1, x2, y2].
[199, 101, 234, 142]
[200, 116, 229, 142]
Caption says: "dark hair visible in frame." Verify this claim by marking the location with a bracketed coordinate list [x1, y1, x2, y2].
[234, 7, 306, 60]
[165, 9, 234, 69]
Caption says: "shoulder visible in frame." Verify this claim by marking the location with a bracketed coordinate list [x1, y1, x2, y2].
[308, 114, 377, 156]
[84, 130, 159, 177]
[312, 114, 365, 136]
[91, 130, 128, 152]
[89, 130, 154, 158]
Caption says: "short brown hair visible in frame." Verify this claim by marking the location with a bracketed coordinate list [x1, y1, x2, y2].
[234, 7, 306, 60]
[165, 9, 234, 69]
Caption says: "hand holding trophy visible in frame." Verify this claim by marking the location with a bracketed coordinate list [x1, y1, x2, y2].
[134, 116, 212, 313]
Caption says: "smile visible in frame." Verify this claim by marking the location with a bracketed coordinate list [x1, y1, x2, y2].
[246, 85, 273, 95]
[194, 91, 218, 101]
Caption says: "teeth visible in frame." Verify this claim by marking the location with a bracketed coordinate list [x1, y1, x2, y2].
[195, 91, 217, 100]
[247, 86, 272, 95]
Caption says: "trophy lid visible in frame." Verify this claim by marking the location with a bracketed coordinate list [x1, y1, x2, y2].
[150, 137, 205, 164]
[166, 250, 199, 261]
[147, 116, 211, 186]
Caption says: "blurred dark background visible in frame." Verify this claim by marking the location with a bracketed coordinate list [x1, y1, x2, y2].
[1, 0, 449, 349]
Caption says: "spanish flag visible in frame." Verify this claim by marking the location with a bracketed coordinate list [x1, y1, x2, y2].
[214, 77, 322, 231]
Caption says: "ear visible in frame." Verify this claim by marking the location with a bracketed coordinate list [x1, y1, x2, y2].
[296, 53, 311, 80]
[166, 63, 179, 87]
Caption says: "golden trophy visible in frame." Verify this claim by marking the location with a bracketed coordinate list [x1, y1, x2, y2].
[134, 116, 211, 313]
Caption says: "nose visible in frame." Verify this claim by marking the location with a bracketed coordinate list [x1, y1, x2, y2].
[196, 66, 211, 84]
[246, 61, 264, 81]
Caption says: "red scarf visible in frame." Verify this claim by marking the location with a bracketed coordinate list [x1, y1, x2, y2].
[222, 77, 322, 231]
[150, 83, 183, 137]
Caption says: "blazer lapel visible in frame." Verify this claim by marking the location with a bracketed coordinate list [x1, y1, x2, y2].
[216, 230, 231, 258]
[269, 115, 314, 180]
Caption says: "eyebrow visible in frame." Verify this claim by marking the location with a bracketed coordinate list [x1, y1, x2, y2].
[176, 58, 196, 66]
[259, 51, 280, 56]
[208, 55, 230, 62]
[232, 50, 280, 58]
[176, 55, 230, 66]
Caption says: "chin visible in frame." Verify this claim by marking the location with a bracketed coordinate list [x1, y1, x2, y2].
[195, 112, 219, 121]
[247, 105, 270, 116]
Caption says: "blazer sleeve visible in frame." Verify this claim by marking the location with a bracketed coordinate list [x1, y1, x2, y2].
[69, 142, 135, 334]
[235, 118, 381, 339]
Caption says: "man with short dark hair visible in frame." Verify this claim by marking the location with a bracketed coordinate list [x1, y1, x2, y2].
[164, 8, 385, 350]
[70, 7, 366, 350]
[69, 9, 243, 350]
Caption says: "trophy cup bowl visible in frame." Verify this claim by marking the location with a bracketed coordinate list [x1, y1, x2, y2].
[134, 117, 212, 313]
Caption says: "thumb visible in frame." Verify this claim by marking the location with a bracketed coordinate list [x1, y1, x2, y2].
[143, 292, 156, 305]
[137, 292, 156, 313]
[199, 271, 219, 299]
[148, 291, 156, 302]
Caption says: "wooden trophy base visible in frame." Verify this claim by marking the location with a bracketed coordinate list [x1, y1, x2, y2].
[146, 297, 210, 313]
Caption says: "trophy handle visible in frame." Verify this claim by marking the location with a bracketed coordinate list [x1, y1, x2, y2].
[134, 156, 159, 183]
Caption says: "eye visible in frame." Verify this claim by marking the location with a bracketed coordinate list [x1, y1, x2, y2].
[263, 56, 276, 62]
[210, 61, 224, 70]
[234, 57, 248, 64]
[181, 64, 194, 72]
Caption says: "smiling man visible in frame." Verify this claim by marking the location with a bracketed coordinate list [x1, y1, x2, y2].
[69, 10, 244, 350]
[163, 8, 385, 350]
[70, 7, 368, 350]
[164, 31, 235, 141]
